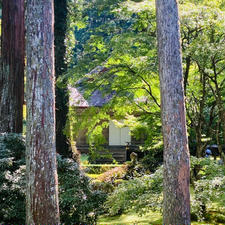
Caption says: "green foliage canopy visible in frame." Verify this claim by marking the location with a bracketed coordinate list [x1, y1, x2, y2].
[64, 0, 225, 158]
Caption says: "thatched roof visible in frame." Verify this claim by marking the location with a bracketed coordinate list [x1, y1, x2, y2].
[69, 66, 114, 107]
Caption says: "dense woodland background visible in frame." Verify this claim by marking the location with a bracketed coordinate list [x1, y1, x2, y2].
[66, 0, 225, 161]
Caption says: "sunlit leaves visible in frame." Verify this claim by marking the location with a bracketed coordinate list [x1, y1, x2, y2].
[64, 0, 225, 152]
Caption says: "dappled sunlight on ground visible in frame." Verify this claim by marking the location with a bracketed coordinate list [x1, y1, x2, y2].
[98, 211, 162, 225]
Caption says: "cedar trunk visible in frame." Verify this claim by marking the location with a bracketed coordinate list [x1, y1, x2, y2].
[26, 0, 60, 224]
[0, 0, 25, 133]
[54, 0, 70, 156]
[156, 0, 191, 223]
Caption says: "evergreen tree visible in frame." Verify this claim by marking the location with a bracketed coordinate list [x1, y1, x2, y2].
[54, 0, 70, 156]
[25, 0, 60, 223]
[0, 0, 25, 133]
[156, 0, 191, 223]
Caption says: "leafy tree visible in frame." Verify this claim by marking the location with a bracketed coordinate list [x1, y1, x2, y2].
[65, 0, 162, 157]
[180, 3, 225, 157]
[64, 0, 225, 164]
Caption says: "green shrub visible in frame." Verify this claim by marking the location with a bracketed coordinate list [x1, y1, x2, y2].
[57, 155, 106, 224]
[104, 157, 225, 221]
[92, 180, 115, 193]
[83, 164, 124, 175]
[141, 145, 163, 172]
[80, 154, 89, 165]
[124, 160, 146, 179]
[98, 165, 127, 184]
[0, 133, 26, 224]
[90, 165, 128, 194]
[92, 161, 148, 194]
[0, 133, 106, 224]
[104, 166, 163, 216]
[190, 157, 225, 221]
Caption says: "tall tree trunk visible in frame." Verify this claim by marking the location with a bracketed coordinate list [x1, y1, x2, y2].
[0, 0, 25, 133]
[54, 0, 70, 156]
[26, 0, 60, 224]
[184, 56, 191, 96]
[156, 0, 191, 223]
[195, 72, 206, 157]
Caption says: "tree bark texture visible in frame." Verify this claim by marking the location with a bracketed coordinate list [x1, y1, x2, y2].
[0, 0, 25, 133]
[54, 0, 70, 156]
[156, 0, 191, 224]
[26, 0, 60, 224]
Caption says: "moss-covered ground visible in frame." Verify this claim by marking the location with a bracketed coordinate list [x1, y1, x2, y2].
[98, 210, 224, 225]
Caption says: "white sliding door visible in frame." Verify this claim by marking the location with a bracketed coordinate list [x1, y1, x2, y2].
[109, 121, 131, 146]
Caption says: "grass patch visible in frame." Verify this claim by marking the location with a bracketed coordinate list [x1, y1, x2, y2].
[98, 211, 223, 225]
[87, 173, 102, 179]
[98, 211, 162, 225]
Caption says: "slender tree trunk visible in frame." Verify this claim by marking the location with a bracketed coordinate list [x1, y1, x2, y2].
[54, 0, 70, 156]
[196, 129, 203, 157]
[209, 77, 225, 163]
[0, 0, 25, 133]
[208, 66, 225, 164]
[26, 1, 60, 224]
[184, 56, 191, 96]
[195, 72, 206, 157]
[156, 0, 191, 223]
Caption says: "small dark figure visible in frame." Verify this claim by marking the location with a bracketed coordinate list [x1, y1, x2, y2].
[205, 148, 212, 158]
